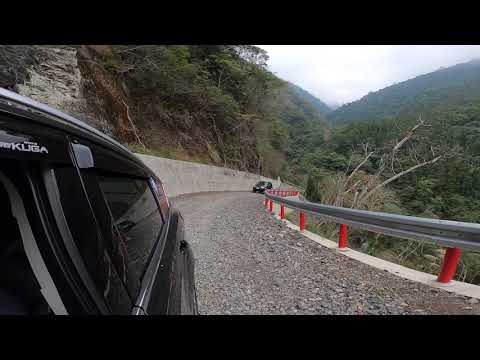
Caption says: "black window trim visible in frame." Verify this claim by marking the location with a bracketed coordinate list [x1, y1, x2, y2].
[134, 177, 172, 310]
[150, 176, 170, 222]
[42, 167, 110, 314]
[133, 201, 171, 314]
[141, 178, 169, 273]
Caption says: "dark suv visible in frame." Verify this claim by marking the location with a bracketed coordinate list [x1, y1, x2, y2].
[0, 88, 197, 315]
[252, 181, 272, 194]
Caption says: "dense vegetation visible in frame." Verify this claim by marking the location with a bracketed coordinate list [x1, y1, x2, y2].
[299, 61, 480, 222]
[84, 45, 328, 179]
[294, 60, 480, 284]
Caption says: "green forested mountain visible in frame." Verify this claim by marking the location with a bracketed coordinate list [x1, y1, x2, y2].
[328, 59, 480, 125]
[300, 104, 480, 283]
[293, 59, 480, 224]
[286, 82, 331, 115]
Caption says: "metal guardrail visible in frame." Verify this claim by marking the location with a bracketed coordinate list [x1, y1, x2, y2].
[266, 192, 480, 251]
[264, 190, 480, 283]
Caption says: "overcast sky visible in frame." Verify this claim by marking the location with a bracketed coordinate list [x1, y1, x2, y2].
[258, 45, 480, 108]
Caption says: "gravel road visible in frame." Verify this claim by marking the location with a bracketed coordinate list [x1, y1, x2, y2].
[172, 192, 480, 315]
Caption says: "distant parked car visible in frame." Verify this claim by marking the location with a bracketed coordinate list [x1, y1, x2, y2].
[252, 181, 272, 194]
[0, 88, 197, 315]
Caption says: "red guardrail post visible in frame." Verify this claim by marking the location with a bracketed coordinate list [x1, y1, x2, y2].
[339, 224, 347, 248]
[437, 247, 462, 283]
[269, 200, 273, 213]
[299, 212, 305, 231]
[280, 204, 285, 219]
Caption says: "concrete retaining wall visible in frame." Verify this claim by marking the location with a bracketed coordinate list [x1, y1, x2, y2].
[135, 153, 281, 198]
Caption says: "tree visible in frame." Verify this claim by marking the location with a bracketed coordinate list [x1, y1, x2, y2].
[305, 171, 322, 202]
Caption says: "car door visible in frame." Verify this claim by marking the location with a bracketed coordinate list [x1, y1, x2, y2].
[146, 178, 196, 314]
[53, 135, 192, 314]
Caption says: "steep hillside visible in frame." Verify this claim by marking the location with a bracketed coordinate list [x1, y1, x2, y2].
[273, 83, 330, 184]
[0, 45, 330, 180]
[328, 59, 480, 125]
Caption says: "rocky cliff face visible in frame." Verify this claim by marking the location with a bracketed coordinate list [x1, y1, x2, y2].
[0, 46, 43, 91]
[0, 45, 222, 163]
[76, 45, 139, 142]
[0, 45, 125, 139]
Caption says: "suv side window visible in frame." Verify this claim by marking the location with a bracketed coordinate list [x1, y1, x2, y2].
[98, 175, 164, 298]
[53, 166, 132, 314]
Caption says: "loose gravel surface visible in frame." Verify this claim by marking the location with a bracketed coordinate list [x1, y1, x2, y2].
[172, 192, 480, 315]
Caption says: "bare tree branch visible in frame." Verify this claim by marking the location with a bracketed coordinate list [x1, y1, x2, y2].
[359, 155, 442, 204]
[391, 115, 425, 155]
[344, 179, 362, 195]
[346, 150, 374, 183]
[122, 99, 145, 149]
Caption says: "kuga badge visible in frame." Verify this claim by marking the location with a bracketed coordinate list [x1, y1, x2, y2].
[0, 141, 49, 154]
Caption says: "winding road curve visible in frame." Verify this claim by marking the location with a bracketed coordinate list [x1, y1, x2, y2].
[172, 192, 480, 315]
